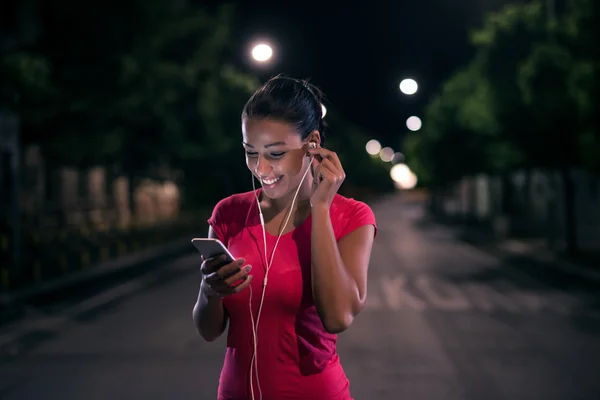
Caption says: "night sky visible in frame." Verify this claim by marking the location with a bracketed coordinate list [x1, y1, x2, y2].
[223, 0, 512, 149]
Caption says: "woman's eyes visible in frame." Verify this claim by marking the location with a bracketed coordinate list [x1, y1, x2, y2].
[245, 151, 285, 159]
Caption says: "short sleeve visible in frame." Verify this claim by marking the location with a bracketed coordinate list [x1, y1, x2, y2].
[340, 200, 378, 239]
[207, 197, 230, 244]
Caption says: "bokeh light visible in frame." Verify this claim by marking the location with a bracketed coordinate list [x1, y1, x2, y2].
[366, 139, 382, 155]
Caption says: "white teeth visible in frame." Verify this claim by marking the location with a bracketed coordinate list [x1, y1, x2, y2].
[262, 176, 281, 185]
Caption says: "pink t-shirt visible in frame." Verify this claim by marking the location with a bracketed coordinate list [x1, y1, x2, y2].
[207, 189, 377, 400]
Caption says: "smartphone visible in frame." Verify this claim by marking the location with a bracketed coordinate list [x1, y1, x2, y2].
[191, 238, 242, 284]
[191, 238, 235, 262]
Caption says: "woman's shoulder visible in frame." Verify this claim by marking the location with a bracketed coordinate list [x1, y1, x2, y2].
[331, 193, 374, 215]
[330, 194, 377, 239]
[207, 190, 258, 241]
[212, 190, 258, 214]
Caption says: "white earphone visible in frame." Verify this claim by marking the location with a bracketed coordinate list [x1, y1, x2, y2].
[248, 141, 316, 400]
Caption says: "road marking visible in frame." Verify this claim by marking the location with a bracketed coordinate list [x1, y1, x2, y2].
[415, 275, 470, 311]
[364, 273, 589, 316]
[380, 275, 426, 310]
[364, 291, 383, 309]
[511, 291, 570, 314]
[463, 282, 519, 312]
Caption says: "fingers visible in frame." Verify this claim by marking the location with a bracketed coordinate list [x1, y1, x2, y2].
[202, 257, 253, 297]
[230, 275, 254, 293]
[204, 272, 253, 297]
[308, 148, 344, 172]
[200, 254, 225, 274]
[217, 258, 246, 278]
[201, 255, 243, 275]
[204, 258, 244, 282]
[223, 264, 252, 286]
[313, 158, 345, 185]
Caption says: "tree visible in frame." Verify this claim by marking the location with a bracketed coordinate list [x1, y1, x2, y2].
[471, 0, 596, 171]
[470, 1, 553, 168]
[402, 57, 521, 189]
[110, 3, 255, 171]
[479, 0, 599, 253]
[412, 0, 598, 253]
[0, 0, 271, 213]
[561, 0, 599, 174]
[1, 0, 258, 171]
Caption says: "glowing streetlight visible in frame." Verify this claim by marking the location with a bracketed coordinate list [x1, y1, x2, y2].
[406, 116, 422, 131]
[366, 139, 381, 155]
[390, 163, 418, 189]
[399, 79, 418, 95]
[379, 147, 395, 162]
[251, 44, 273, 62]
[321, 104, 327, 118]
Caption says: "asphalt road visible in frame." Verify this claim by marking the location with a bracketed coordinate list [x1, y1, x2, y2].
[1, 195, 599, 400]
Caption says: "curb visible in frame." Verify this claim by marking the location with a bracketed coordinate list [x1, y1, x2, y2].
[424, 214, 600, 284]
[496, 240, 600, 283]
[0, 251, 201, 360]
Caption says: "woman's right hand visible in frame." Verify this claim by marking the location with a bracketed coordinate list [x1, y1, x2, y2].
[200, 254, 253, 298]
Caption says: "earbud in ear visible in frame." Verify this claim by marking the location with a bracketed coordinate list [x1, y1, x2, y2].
[308, 142, 317, 149]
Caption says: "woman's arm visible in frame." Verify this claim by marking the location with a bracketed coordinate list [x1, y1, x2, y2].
[310, 205, 375, 334]
[192, 226, 229, 342]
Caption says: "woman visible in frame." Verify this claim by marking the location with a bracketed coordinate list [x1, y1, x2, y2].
[193, 75, 377, 400]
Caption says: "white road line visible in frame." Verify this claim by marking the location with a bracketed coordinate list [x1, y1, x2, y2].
[380, 275, 426, 310]
[414, 276, 470, 311]
[364, 291, 383, 309]
[466, 282, 521, 312]
[366, 273, 581, 315]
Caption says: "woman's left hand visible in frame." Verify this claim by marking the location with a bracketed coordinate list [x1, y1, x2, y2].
[308, 146, 346, 210]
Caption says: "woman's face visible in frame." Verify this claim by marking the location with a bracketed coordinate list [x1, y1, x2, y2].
[242, 117, 312, 200]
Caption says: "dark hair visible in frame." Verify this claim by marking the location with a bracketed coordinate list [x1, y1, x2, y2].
[242, 75, 327, 146]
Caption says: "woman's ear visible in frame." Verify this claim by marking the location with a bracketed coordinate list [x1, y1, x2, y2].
[308, 130, 321, 147]
[306, 141, 317, 157]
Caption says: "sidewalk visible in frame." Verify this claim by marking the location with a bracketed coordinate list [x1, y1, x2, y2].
[452, 221, 600, 284]
[495, 239, 600, 284]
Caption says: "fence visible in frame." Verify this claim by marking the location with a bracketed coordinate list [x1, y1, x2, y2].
[0, 144, 206, 293]
[430, 168, 600, 252]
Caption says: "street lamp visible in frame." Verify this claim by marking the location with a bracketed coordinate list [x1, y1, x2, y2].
[406, 116, 422, 131]
[390, 163, 418, 189]
[399, 79, 418, 95]
[251, 43, 273, 62]
[379, 147, 395, 162]
[365, 139, 381, 155]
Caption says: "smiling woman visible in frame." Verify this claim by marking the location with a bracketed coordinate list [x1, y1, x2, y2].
[192, 75, 378, 400]
[242, 118, 310, 199]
